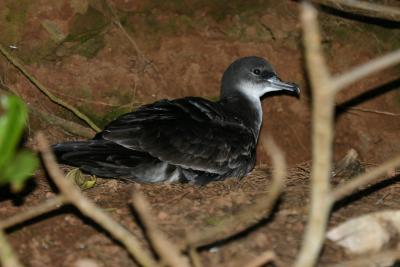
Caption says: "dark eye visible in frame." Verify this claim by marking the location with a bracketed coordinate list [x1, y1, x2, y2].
[262, 71, 275, 79]
[253, 69, 261, 75]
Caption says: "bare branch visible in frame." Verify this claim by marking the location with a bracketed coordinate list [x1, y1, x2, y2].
[296, 3, 400, 266]
[188, 247, 203, 267]
[347, 107, 400, 117]
[0, 195, 66, 229]
[132, 189, 190, 267]
[294, 3, 335, 267]
[0, 229, 24, 267]
[262, 135, 287, 187]
[30, 106, 95, 138]
[104, 0, 149, 66]
[103, 0, 168, 91]
[36, 132, 158, 267]
[0, 59, 96, 138]
[332, 49, 400, 93]
[332, 154, 400, 201]
[187, 135, 286, 248]
[0, 44, 101, 132]
[312, 0, 400, 22]
[240, 251, 277, 267]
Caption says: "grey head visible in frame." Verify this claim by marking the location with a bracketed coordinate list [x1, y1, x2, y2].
[220, 56, 300, 100]
[219, 56, 300, 138]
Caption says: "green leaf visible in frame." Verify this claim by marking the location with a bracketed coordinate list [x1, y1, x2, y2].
[0, 95, 28, 168]
[2, 150, 39, 192]
[0, 95, 38, 191]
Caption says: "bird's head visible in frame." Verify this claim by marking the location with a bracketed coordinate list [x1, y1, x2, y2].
[220, 56, 300, 100]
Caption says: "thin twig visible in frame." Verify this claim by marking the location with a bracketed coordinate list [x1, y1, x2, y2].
[36, 132, 157, 267]
[104, 0, 155, 70]
[332, 49, 400, 93]
[186, 135, 286, 248]
[0, 195, 66, 229]
[294, 3, 335, 267]
[0, 44, 101, 132]
[104, 0, 168, 90]
[132, 189, 190, 267]
[347, 107, 400, 117]
[188, 247, 203, 267]
[240, 251, 277, 267]
[43, 88, 138, 108]
[30, 106, 95, 138]
[0, 79, 19, 96]
[312, 0, 400, 22]
[332, 155, 400, 201]
[0, 228, 24, 267]
[0, 82, 94, 138]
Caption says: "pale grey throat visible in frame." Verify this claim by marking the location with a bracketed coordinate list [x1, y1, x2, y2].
[238, 76, 300, 138]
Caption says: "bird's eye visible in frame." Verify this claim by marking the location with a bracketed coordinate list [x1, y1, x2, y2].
[253, 69, 261, 75]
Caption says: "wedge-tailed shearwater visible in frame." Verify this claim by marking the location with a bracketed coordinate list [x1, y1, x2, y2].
[53, 56, 299, 184]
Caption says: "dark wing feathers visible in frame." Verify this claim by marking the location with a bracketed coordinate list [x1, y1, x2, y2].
[97, 97, 256, 175]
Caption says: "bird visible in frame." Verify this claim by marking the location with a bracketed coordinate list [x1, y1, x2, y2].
[52, 56, 300, 185]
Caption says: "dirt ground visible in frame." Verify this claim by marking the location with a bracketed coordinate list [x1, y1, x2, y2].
[1, 0, 400, 266]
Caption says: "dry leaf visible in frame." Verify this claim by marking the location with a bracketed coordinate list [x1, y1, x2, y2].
[327, 210, 400, 254]
[66, 168, 96, 190]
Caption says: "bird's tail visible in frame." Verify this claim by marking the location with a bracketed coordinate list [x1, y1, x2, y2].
[52, 140, 124, 166]
[52, 140, 182, 183]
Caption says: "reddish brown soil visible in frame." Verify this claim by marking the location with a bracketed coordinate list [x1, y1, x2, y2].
[1, 0, 400, 266]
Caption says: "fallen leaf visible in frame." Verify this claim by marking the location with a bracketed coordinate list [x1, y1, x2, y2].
[66, 168, 96, 190]
[327, 210, 400, 254]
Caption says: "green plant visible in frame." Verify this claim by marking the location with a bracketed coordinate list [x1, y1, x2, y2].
[0, 95, 38, 191]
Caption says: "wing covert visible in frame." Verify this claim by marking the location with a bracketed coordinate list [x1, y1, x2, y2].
[97, 97, 256, 174]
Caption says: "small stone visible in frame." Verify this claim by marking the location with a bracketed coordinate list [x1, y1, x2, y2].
[158, 211, 169, 220]
[45, 192, 56, 198]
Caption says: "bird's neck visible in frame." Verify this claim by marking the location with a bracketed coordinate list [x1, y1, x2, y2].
[219, 92, 263, 140]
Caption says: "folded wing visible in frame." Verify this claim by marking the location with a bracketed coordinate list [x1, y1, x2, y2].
[95, 97, 256, 176]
